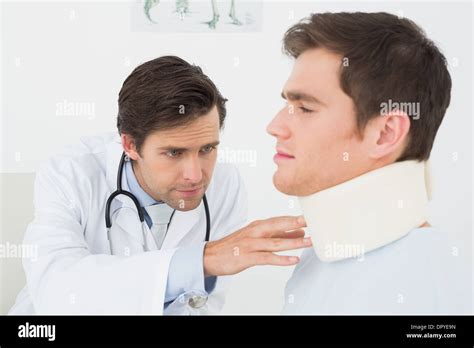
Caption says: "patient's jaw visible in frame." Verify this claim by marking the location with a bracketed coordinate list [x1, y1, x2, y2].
[266, 48, 409, 196]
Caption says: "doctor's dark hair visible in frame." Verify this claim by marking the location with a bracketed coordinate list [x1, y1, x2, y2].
[283, 12, 452, 161]
[117, 56, 227, 154]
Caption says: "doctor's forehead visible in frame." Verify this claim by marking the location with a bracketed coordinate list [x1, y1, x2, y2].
[144, 110, 220, 150]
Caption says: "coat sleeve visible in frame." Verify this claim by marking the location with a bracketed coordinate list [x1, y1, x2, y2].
[163, 164, 249, 315]
[22, 160, 176, 314]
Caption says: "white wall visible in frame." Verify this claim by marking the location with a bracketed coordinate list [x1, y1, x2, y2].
[1, 0, 472, 314]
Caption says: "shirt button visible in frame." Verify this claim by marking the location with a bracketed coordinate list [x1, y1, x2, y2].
[188, 295, 208, 309]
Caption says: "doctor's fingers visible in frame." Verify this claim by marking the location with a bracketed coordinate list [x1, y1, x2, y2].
[248, 236, 312, 252]
[249, 216, 307, 238]
[253, 252, 300, 266]
[270, 229, 306, 239]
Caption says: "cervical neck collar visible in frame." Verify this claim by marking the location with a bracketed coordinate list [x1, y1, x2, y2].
[298, 160, 432, 262]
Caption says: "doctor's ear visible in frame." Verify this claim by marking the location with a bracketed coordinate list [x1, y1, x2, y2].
[366, 111, 411, 161]
[121, 134, 140, 161]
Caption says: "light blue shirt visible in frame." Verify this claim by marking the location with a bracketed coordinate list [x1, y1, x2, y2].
[124, 160, 217, 305]
[282, 226, 471, 314]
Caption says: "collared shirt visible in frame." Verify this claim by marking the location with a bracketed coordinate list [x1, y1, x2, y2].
[124, 159, 216, 305]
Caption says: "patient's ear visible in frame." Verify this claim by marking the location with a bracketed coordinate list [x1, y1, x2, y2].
[366, 111, 411, 160]
[121, 133, 140, 160]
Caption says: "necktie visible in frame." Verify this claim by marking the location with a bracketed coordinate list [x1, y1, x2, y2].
[143, 203, 175, 249]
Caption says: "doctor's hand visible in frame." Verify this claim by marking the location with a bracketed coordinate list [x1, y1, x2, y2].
[203, 216, 311, 277]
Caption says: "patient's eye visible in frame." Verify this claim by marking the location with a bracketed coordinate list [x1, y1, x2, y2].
[299, 106, 313, 113]
[284, 101, 313, 114]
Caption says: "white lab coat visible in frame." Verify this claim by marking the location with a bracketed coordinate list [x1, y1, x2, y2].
[8, 132, 248, 315]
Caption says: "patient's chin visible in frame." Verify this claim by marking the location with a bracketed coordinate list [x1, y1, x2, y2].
[273, 171, 323, 196]
[273, 172, 299, 196]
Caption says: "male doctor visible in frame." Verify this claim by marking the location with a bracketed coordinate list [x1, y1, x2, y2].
[9, 56, 310, 315]
[267, 12, 471, 314]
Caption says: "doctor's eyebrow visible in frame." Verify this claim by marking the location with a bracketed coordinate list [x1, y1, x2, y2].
[281, 90, 327, 106]
[157, 141, 220, 152]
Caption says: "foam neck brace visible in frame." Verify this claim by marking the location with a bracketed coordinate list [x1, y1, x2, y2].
[298, 160, 432, 262]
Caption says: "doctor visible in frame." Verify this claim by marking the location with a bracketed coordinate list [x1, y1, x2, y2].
[9, 56, 310, 315]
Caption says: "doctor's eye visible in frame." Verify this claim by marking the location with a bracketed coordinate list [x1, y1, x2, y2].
[165, 149, 182, 158]
[200, 145, 216, 154]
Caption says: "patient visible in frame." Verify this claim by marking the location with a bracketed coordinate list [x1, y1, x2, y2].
[267, 12, 471, 314]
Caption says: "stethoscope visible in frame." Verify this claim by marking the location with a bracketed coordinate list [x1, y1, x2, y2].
[105, 152, 211, 246]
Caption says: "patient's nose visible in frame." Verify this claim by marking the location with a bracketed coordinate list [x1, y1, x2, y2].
[266, 109, 291, 140]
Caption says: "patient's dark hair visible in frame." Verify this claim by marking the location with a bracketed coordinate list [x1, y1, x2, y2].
[117, 55, 227, 154]
[283, 12, 452, 161]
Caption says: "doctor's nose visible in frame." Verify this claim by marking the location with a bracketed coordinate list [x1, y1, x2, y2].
[182, 156, 203, 183]
[266, 108, 291, 140]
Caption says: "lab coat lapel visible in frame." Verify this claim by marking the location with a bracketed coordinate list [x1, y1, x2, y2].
[109, 206, 148, 253]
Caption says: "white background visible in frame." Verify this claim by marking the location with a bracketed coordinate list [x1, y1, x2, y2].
[1, 0, 472, 314]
